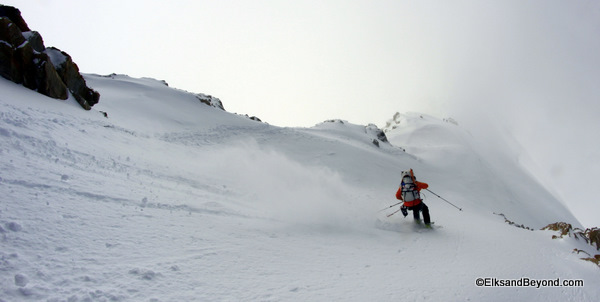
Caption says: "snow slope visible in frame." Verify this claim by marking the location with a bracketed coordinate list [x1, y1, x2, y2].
[0, 75, 598, 301]
[383, 112, 581, 229]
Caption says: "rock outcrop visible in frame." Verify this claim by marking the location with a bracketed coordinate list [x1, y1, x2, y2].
[196, 93, 225, 111]
[0, 5, 99, 109]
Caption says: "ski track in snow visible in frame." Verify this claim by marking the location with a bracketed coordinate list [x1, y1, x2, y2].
[0, 76, 598, 301]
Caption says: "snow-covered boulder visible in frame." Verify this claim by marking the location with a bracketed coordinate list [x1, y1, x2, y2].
[196, 93, 225, 110]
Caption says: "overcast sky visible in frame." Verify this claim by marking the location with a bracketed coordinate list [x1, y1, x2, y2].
[5, 0, 600, 227]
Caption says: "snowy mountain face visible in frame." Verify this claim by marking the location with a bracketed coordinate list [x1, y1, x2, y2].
[1, 75, 598, 301]
[383, 112, 581, 229]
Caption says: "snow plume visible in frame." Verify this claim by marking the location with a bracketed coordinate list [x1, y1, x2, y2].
[202, 140, 370, 230]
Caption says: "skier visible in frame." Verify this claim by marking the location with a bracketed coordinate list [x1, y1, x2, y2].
[396, 169, 431, 227]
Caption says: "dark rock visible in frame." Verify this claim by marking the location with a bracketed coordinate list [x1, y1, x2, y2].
[0, 5, 30, 32]
[0, 39, 13, 76]
[37, 54, 69, 100]
[0, 16, 26, 47]
[196, 93, 224, 110]
[542, 222, 573, 237]
[236, 113, 263, 123]
[0, 5, 99, 109]
[46, 47, 100, 109]
[0, 17, 26, 82]
[586, 228, 600, 250]
[23, 30, 44, 52]
[14, 40, 37, 89]
[0, 15, 68, 100]
[366, 124, 389, 146]
[373, 127, 388, 143]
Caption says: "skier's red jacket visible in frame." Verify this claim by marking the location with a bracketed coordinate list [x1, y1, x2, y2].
[396, 181, 429, 207]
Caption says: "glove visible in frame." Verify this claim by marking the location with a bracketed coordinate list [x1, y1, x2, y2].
[401, 206, 408, 217]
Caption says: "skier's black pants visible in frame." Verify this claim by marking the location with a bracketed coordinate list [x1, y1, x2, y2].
[408, 202, 430, 225]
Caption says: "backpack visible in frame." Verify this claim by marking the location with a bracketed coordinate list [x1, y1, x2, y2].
[400, 170, 421, 203]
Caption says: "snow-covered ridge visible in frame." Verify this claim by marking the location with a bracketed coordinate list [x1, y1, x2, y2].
[384, 112, 581, 228]
[0, 75, 597, 301]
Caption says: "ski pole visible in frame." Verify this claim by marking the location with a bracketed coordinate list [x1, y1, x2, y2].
[378, 201, 404, 212]
[425, 189, 462, 211]
[387, 207, 403, 217]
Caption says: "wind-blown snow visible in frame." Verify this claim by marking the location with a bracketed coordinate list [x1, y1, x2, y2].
[383, 112, 580, 229]
[0, 75, 598, 301]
